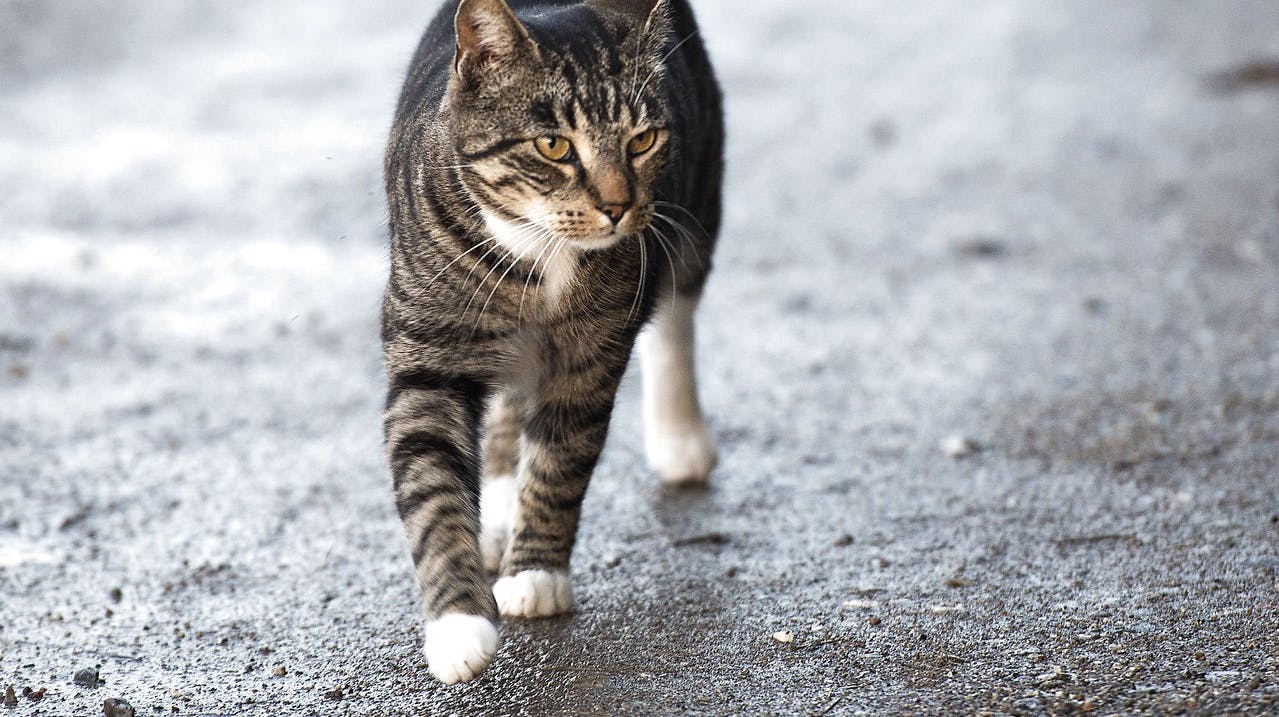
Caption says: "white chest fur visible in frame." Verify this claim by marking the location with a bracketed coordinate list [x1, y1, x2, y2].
[481, 211, 578, 315]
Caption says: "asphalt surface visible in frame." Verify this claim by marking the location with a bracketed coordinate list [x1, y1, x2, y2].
[2, 1, 1279, 715]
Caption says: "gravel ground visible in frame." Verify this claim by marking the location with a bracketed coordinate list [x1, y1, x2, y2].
[2, 1, 1278, 715]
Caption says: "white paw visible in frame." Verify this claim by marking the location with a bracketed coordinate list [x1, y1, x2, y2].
[645, 420, 717, 485]
[493, 569, 573, 618]
[479, 475, 518, 573]
[422, 613, 500, 685]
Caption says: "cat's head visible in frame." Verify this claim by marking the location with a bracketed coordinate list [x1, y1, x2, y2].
[446, 0, 673, 250]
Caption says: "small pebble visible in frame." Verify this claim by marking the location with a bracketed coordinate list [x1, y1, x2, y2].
[833, 534, 854, 547]
[3, 685, 17, 709]
[953, 236, 1008, 258]
[103, 697, 136, 717]
[272, 666, 286, 677]
[771, 630, 794, 643]
[323, 686, 344, 701]
[868, 616, 882, 626]
[74, 667, 103, 688]
[940, 435, 981, 459]
[842, 599, 879, 610]
[109, 587, 123, 603]
[869, 118, 897, 147]
[22, 687, 45, 702]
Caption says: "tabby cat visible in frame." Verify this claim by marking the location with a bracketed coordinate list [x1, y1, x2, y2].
[382, 0, 722, 683]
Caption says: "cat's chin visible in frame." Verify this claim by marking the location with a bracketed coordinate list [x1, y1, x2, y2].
[570, 227, 651, 252]
[569, 234, 625, 251]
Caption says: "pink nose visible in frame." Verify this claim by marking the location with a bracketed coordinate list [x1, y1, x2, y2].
[599, 203, 629, 224]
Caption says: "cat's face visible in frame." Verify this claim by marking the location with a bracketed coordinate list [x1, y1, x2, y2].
[447, 0, 671, 251]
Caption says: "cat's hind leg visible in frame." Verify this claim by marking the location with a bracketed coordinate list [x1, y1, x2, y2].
[480, 389, 521, 573]
[639, 291, 717, 485]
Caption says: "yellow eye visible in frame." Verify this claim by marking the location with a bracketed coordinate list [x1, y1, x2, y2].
[534, 136, 573, 162]
[627, 129, 657, 156]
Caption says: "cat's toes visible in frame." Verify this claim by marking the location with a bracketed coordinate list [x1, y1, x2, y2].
[493, 569, 573, 618]
[645, 420, 717, 485]
[422, 613, 499, 685]
[479, 475, 518, 573]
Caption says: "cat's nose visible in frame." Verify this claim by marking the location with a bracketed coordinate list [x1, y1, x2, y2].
[598, 203, 630, 224]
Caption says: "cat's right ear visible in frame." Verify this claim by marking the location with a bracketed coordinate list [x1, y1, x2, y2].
[453, 0, 539, 83]
[592, 0, 671, 69]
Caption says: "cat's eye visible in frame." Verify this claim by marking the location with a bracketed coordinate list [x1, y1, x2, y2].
[627, 129, 657, 156]
[534, 136, 574, 162]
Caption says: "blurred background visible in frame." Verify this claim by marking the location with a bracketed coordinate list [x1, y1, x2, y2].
[2, 1, 1278, 714]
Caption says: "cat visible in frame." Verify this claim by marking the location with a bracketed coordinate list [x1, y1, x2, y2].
[381, 0, 722, 684]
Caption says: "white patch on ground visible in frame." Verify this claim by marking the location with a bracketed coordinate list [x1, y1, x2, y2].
[940, 434, 981, 458]
[479, 475, 518, 573]
[0, 543, 60, 569]
[422, 613, 499, 685]
[492, 569, 573, 618]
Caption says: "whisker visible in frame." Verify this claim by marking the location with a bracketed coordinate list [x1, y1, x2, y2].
[423, 163, 479, 172]
[542, 236, 572, 302]
[628, 230, 649, 324]
[648, 225, 681, 315]
[469, 220, 557, 336]
[652, 200, 711, 238]
[633, 31, 699, 105]
[650, 212, 702, 271]
[518, 231, 563, 325]
[456, 219, 542, 320]
[473, 239, 540, 337]
[417, 236, 497, 293]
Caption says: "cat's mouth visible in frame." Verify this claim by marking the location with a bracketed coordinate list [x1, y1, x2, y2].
[484, 207, 651, 255]
[553, 211, 652, 251]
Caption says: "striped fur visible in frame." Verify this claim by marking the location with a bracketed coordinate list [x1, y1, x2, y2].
[382, 0, 722, 683]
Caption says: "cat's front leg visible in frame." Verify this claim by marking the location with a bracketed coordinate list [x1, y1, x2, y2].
[385, 369, 498, 684]
[493, 347, 627, 618]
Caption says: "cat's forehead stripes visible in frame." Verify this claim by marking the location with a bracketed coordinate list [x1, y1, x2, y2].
[533, 24, 655, 123]
[548, 50, 647, 130]
[522, 57, 652, 135]
[562, 84, 638, 130]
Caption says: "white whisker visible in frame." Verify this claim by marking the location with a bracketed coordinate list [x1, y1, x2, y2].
[653, 200, 711, 238]
[628, 230, 649, 324]
[650, 212, 702, 270]
[633, 31, 699, 105]
[648, 225, 681, 315]
[518, 231, 564, 325]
